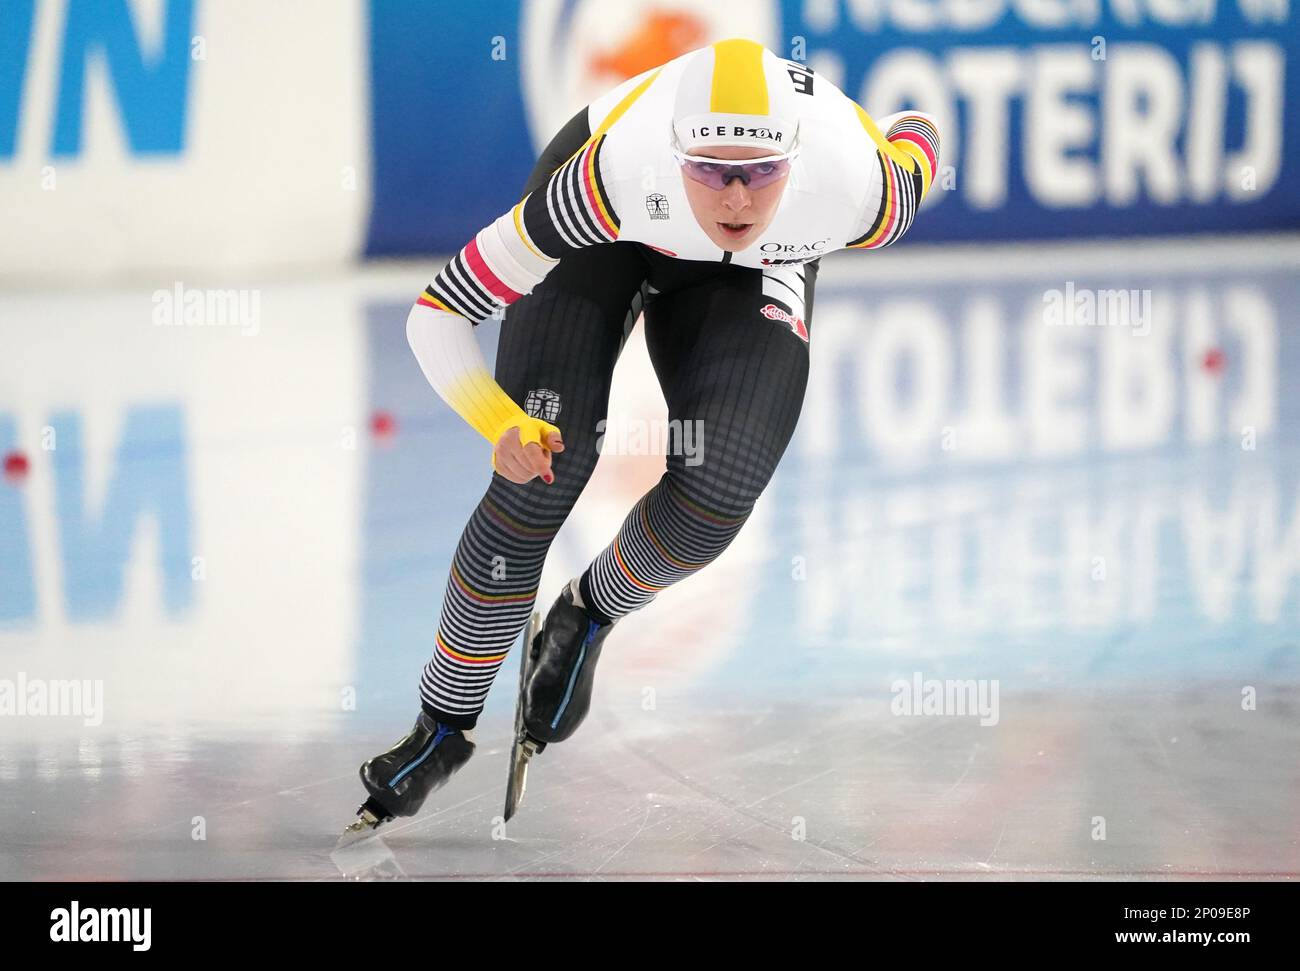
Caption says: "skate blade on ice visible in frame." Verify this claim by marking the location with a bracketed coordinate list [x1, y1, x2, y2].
[505, 735, 544, 822]
[334, 799, 391, 850]
[335, 818, 380, 850]
[503, 611, 544, 822]
[330, 829, 408, 880]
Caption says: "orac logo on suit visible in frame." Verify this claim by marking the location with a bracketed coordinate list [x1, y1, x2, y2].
[759, 238, 827, 265]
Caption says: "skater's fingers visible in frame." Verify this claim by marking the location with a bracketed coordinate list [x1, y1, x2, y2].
[505, 447, 546, 486]
[500, 463, 532, 485]
[494, 446, 529, 484]
[495, 425, 522, 450]
[493, 426, 520, 470]
[522, 441, 551, 474]
[508, 456, 538, 485]
[493, 424, 556, 485]
[494, 428, 532, 482]
[523, 441, 554, 485]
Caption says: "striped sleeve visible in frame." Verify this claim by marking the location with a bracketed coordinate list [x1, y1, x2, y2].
[406, 132, 619, 454]
[847, 109, 941, 251]
[407, 301, 557, 453]
[408, 69, 660, 458]
[418, 133, 620, 323]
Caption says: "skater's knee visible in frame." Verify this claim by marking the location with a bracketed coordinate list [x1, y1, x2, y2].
[666, 452, 773, 523]
[481, 451, 597, 531]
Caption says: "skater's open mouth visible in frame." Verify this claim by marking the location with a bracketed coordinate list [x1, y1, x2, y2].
[717, 222, 752, 238]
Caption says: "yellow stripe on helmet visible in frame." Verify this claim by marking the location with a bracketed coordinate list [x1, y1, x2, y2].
[709, 38, 768, 115]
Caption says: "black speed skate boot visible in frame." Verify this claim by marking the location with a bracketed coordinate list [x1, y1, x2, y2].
[337, 712, 475, 846]
[504, 579, 617, 820]
[524, 580, 617, 744]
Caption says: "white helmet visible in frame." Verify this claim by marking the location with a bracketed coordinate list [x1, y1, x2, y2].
[671, 39, 801, 156]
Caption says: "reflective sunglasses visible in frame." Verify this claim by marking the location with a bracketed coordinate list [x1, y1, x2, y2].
[672, 146, 799, 191]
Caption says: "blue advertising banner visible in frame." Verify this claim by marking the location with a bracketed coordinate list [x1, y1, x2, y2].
[365, 0, 1300, 254]
[366, 0, 533, 256]
[778, 0, 1300, 241]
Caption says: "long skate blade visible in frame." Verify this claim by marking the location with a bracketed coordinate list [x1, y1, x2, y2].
[335, 818, 380, 850]
[503, 611, 543, 822]
[504, 748, 530, 823]
[504, 735, 544, 822]
[331, 829, 407, 880]
[334, 802, 387, 849]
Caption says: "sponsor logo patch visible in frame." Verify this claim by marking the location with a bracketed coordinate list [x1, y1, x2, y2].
[689, 125, 785, 142]
[645, 192, 670, 219]
[760, 303, 809, 343]
[524, 388, 562, 422]
[761, 239, 829, 254]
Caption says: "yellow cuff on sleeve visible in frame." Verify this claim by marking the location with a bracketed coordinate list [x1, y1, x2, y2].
[489, 414, 563, 473]
[442, 368, 561, 468]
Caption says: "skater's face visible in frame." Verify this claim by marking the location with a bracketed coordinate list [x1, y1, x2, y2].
[680, 145, 789, 252]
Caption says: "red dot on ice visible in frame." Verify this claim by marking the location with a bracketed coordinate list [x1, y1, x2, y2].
[1201, 348, 1226, 375]
[370, 410, 397, 439]
[3, 450, 30, 483]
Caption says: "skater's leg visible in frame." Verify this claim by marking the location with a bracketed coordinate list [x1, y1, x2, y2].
[578, 261, 817, 622]
[346, 111, 644, 833]
[419, 243, 648, 729]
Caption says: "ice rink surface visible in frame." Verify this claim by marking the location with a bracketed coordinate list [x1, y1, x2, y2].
[1, 236, 1298, 880]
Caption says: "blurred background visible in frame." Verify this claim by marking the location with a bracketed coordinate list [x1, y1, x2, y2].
[0, 0, 1297, 880]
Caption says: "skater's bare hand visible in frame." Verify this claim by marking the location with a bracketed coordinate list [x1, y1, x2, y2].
[494, 425, 564, 485]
